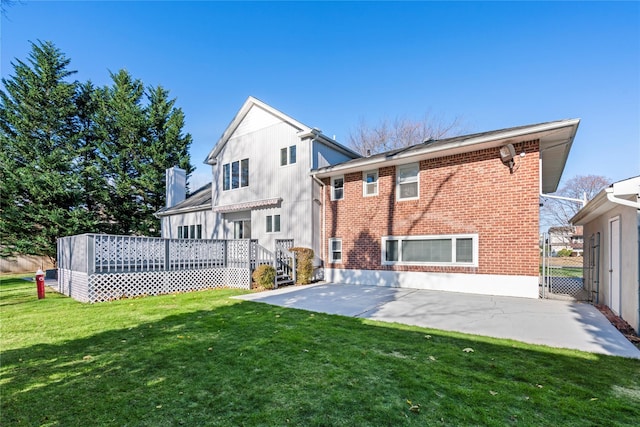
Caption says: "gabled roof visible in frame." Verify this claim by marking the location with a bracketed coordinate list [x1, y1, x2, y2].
[204, 96, 359, 165]
[155, 183, 212, 217]
[571, 176, 640, 225]
[312, 118, 580, 193]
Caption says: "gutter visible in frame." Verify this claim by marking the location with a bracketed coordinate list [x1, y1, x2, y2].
[605, 188, 640, 210]
[314, 118, 580, 179]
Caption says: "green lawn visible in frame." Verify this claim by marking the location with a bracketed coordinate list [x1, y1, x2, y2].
[2, 277, 639, 426]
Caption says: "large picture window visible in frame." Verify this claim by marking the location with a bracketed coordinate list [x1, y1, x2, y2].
[382, 234, 478, 266]
[396, 163, 419, 200]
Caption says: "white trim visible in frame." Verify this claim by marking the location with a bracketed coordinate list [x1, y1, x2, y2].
[324, 268, 539, 299]
[382, 234, 479, 267]
[396, 163, 419, 201]
[362, 169, 379, 197]
[331, 175, 344, 201]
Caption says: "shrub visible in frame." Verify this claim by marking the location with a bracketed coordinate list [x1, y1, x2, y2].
[557, 248, 573, 257]
[252, 264, 276, 289]
[290, 247, 314, 285]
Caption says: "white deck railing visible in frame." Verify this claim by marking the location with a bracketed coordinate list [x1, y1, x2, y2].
[57, 234, 266, 274]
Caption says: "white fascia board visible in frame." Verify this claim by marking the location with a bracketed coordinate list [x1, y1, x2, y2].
[156, 203, 213, 218]
[612, 176, 640, 197]
[205, 96, 311, 165]
[313, 119, 580, 179]
[570, 190, 609, 225]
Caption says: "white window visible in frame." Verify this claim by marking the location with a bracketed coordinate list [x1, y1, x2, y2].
[178, 224, 202, 239]
[223, 164, 230, 191]
[329, 238, 342, 263]
[397, 163, 419, 200]
[266, 215, 281, 233]
[223, 158, 249, 191]
[241, 159, 249, 187]
[280, 145, 297, 166]
[363, 170, 378, 197]
[331, 176, 344, 200]
[382, 234, 478, 266]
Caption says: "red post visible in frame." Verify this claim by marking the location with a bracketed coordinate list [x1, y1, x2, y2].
[36, 269, 45, 299]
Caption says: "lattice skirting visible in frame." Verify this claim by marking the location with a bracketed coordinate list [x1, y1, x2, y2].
[58, 268, 250, 303]
[549, 276, 585, 297]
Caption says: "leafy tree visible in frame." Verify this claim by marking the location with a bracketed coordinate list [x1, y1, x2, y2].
[0, 40, 87, 260]
[541, 174, 610, 228]
[348, 113, 466, 156]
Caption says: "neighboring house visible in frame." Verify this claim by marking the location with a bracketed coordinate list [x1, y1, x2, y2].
[157, 96, 360, 262]
[312, 119, 581, 299]
[548, 225, 583, 256]
[571, 176, 640, 333]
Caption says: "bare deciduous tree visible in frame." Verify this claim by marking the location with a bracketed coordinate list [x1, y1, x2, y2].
[348, 113, 466, 156]
[541, 174, 610, 227]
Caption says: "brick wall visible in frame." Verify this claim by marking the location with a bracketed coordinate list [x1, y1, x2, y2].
[324, 140, 540, 277]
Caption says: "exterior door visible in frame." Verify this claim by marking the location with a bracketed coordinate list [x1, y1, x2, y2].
[233, 220, 251, 239]
[609, 217, 621, 315]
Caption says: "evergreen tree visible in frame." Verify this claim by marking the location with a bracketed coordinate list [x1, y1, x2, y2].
[75, 81, 109, 230]
[143, 85, 193, 234]
[93, 69, 148, 235]
[0, 41, 86, 260]
[1, 43, 195, 259]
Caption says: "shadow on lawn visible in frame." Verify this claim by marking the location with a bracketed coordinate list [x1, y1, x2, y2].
[2, 299, 640, 426]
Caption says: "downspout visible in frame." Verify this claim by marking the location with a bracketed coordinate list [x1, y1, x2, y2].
[309, 129, 326, 263]
[312, 174, 326, 262]
[539, 159, 587, 206]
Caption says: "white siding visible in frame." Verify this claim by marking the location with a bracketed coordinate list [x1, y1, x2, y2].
[233, 105, 285, 138]
[583, 205, 639, 333]
[161, 210, 216, 239]
[312, 140, 356, 169]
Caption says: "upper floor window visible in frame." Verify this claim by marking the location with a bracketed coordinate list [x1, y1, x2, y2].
[397, 163, 419, 200]
[331, 176, 344, 200]
[222, 158, 249, 191]
[280, 145, 297, 166]
[363, 170, 378, 197]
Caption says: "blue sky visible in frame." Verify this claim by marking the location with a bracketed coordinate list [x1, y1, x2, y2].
[2, 1, 638, 190]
